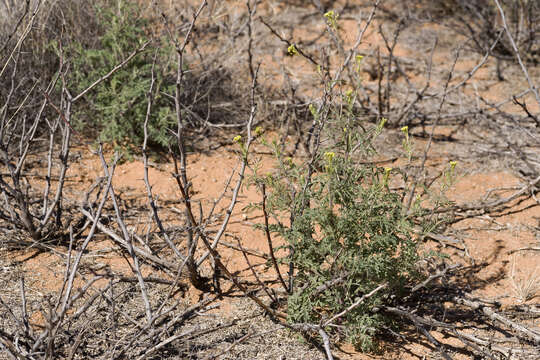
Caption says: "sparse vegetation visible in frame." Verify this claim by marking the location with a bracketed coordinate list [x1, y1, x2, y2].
[1, 0, 539, 359]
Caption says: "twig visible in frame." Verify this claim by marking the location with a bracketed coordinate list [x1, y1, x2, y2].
[220, 239, 269, 259]
[384, 306, 453, 360]
[172, 64, 286, 319]
[318, 328, 334, 360]
[405, 45, 462, 213]
[169, 0, 208, 289]
[196, 2, 259, 267]
[98, 151, 153, 323]
[508, 247, 540, 254]
[0, 0, 39, 80]
[323, 283, 387, 327]
[411, 264, 461, 292]
[203, 326, 284, 360]
[261, 183, 288, 292]
[71, 41, 150, 103]
[236, 236, 277, 303]
[493, 0, 540, 108]
[31, 145, 115, 353]
[0, 0, 30, 55]
[258, 17, 319, 66]
[142, 51, 185, 262]
[80, 208, 176, 271]
[19, 277, 31, 339]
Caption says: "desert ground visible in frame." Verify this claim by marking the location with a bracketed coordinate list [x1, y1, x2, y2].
[0, 0, 539, 359]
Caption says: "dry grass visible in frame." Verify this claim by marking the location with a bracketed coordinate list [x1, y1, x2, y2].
[510, 254, 540, 303]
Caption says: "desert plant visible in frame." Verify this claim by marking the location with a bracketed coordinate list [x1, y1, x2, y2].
[285, 160, 421, 350]
[1, 0, 102, 119]
[244, 5, 444, 351]
[0, 0, 147, 242]
[253, 90, 427, 351]
[64, 0, 177, 151]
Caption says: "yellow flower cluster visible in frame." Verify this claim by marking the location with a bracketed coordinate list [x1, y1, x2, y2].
[287, 44, 298, 56]
[383, 167, 392, 186]
[355, 55, 364, 73]
[324, 10, 339, 29]
[324, 151, 335, 162]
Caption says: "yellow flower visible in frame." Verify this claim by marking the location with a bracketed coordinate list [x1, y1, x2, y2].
[286, 157, 294, 166]
[324, 151, 335, 162]
[324, 10, 335, 19]
[355, 55, 364, 73]
[401, 126, 408, 133]
[233, 135, 242, 143]
[254, 126, 263, 136]
[383, 167, 392, 186]
[287, 44, 298, 56]
[324, 10, 339, 28]
[379, 117, 387, 128]
[309, 103, 317, 117]
[449, 160, 458, 170]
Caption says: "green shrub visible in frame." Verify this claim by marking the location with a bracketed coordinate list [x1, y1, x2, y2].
[1, 1, 102, 137]
[65, 1, 176, 151]
[285, 164, 420, 350]
[255, 97, 426, 351]
[3, 0, 255, 153]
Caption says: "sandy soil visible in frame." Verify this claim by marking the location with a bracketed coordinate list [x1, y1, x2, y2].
[1, 0, 539, 359]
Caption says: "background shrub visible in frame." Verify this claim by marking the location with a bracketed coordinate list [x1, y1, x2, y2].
[410, 0, 540, 64]
[0, 0, 102, 143]
[2, 0, 251, 154]
[64, 1, 176, 151]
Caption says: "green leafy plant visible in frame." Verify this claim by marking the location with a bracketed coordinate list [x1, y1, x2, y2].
[253, 92, 430, 351]
[65, 1, 176, 152]
[286, 166, 420, 350]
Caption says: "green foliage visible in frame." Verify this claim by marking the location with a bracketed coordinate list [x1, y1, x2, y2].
[66, 1, 175, 151]
[285, 166, 419, 350]
[255, 95, 427, 352]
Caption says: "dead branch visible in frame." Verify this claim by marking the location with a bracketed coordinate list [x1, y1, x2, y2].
[452, 296, 540, 345]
